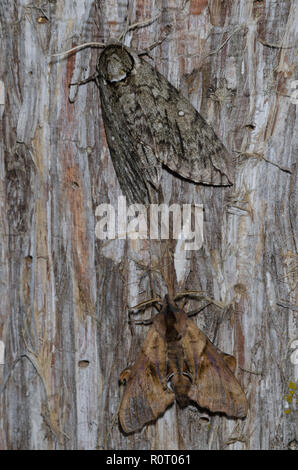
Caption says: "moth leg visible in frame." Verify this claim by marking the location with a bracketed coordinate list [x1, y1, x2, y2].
[175, 290, 226, 309]
[173, 290, 213, 317]
[177, 297, 188, 310]
[186, 302, 212, 318]
[129, 306, 160, 325]
[128, 297, 162, 312]
[128, 297, 162, 326]
[69, 72, 98, 87]
[174, 290, 206, 301]
[119, 367, 132, 385]
[129, 317, 154, 326]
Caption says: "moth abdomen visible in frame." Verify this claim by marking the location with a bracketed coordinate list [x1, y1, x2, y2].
[171, 374, 192, 407]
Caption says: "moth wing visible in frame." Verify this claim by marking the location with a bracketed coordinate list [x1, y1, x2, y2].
[119, 326, 175, 433]
[97, 83, 157, 204]
[183, 321, 248, 418]
[219, 351, 237, 372]
[133, 59, 234, 186]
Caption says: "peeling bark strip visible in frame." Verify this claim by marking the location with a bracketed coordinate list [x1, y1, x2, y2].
[74, 43, 234, 204]
[119, 295, 247, 434]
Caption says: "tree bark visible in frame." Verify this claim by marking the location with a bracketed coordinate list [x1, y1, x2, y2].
[0, 0, 297, 450]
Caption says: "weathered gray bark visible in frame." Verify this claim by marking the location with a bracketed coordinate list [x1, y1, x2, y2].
[0, 0, 297, 450]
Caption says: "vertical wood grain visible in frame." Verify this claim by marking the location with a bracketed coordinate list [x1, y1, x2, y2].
[0, 0, 297, 450]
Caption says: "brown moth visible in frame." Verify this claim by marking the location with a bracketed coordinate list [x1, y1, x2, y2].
[119, 295, 247, 434]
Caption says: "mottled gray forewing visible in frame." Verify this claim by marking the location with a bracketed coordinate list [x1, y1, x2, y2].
[131, 58, 234, 186]
[97, 76, 157, 204]
[96, 45, 234, 204]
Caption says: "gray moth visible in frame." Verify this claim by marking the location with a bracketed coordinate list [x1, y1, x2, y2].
[92, 44, 234, 204]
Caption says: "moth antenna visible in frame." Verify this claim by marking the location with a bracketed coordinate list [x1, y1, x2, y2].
[119, 0, 134, 43]
[117, 12, 161, 43]
[128, 297, 162, 313]
[186, 302, 212, 318]
[138, 29, 172, 57]
[51, 42, 105, 58]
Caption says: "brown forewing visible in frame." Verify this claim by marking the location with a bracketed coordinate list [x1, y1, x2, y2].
[185, 321, 248, 418]
[119, 325, 175, 434]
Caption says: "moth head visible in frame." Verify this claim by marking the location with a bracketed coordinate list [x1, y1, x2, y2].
[98, 45, 134, 83]
[162, 295, 187, 341]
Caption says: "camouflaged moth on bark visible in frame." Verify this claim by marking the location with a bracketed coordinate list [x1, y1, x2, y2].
[90, 44, 234, 204]
[119, 295, 248, 434]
